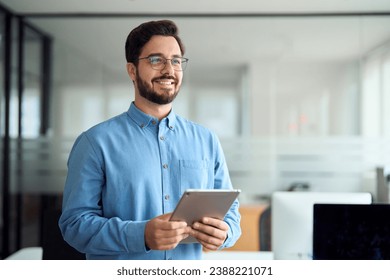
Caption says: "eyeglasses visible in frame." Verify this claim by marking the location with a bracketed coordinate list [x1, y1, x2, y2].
[136, 55, 189, 71]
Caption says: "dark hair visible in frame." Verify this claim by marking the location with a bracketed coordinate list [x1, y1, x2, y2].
[125, 20, 185, 63]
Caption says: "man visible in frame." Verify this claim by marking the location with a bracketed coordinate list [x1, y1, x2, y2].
[59, 20, 241, 260]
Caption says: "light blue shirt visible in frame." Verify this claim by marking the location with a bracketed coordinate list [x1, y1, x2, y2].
[59, 102, 241, 260]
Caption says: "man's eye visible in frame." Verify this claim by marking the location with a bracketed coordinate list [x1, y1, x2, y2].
[171, 58, 181, 65]
[149, 56, 163, 64]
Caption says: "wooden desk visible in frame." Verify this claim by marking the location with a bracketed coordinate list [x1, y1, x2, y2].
[226, 204, 269, 251]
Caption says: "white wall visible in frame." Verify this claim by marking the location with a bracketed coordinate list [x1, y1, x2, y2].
[361, 44, 390, 137]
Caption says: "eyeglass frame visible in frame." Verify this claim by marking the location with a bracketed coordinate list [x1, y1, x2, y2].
[135, 55, 189, 71]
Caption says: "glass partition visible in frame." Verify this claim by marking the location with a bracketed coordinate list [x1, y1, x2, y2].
[0, 10, 52, 257]
[0, 8, 5, 260]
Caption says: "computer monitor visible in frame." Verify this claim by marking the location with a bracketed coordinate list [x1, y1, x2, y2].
[271, 191, 372, 260]
[313, 204, 390, 260]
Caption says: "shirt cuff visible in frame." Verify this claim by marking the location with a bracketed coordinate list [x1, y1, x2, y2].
[125, 220, 150, 253]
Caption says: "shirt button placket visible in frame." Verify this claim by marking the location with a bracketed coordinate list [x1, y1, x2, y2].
[159, 123, 173, 225]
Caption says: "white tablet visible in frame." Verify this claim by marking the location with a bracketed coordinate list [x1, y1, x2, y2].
[170, 189, 241, 243]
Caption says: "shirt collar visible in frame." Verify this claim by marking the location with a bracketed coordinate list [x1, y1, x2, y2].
[127, 102, 176, 130]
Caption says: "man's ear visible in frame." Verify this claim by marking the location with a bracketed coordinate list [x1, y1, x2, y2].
[126, 63, 136, 82]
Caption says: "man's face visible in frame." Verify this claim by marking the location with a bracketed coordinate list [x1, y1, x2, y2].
[132, 35, 183, 105]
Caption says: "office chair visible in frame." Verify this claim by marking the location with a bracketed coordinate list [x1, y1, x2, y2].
[41, 209, 85, 260]
[259, 206, 272, 251]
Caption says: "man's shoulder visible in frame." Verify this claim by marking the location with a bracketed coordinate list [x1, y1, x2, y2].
[175, 114, 213, 135]
[85, 112, 128, 137]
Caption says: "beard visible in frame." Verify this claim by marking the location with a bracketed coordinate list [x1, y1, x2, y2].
[136, 74, 180, 105]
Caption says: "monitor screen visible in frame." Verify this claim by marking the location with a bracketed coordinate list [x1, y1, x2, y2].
[271, 191, 372, 260]
[313, 204, 390, 260]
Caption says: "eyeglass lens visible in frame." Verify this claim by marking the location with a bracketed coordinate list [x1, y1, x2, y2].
[149, 56, 188, 71]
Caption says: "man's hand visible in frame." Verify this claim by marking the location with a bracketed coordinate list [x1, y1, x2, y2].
[191, 217, 229, 250]
[145, 213, 191, 250]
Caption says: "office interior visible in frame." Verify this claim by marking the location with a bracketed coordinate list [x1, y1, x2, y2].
[1, 0, 390, 260]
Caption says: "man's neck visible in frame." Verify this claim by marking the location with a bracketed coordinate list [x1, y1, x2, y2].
[134, 98, 172, 120]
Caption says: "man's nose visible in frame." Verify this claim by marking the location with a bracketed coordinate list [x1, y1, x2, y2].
[160, 60, 175, 75]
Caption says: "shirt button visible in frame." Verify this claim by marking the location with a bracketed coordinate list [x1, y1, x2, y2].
[165, 195, 170, 200]
[160, 135, 165, 141]
[151, 120, 156, 125]
[169, 126, 173, 130]
[163, 164, 168, 169]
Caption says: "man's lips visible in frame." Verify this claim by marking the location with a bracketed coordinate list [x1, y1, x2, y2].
[154, 79, 175, 85]
[152, 76, 177, 86]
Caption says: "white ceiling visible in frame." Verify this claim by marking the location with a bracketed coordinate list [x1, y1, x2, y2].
[2, 0, 390, 13]
[1, 0, 390, 84]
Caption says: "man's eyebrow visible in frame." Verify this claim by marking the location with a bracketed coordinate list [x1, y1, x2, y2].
[146, 53, 183, 58]
[146, 52, 163, 57]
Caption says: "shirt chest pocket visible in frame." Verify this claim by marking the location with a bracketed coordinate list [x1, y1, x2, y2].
[179, 160, 210, 191]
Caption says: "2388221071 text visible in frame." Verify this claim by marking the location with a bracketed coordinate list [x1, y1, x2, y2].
[209, 266, 273, 276]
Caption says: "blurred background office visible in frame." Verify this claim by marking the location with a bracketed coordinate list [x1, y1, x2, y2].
[1, 0, 390, 259]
